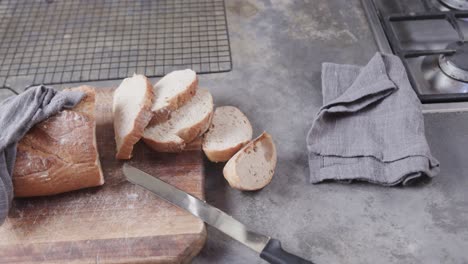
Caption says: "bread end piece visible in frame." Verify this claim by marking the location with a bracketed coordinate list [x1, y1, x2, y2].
[223, 132, 277, 191]
[113, 74, 154, 159]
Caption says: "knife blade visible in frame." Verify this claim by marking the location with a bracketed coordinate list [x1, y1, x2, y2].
[123, 164, 314, 264]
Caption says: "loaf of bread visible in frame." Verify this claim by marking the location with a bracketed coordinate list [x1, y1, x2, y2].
[143, 88, 213, 152]
[150, 69, 198, 124]
[203, 106, 252, 162]
[13, 86, 104, 197]
[113, 74, 154, 159]
[223, 132, 277, 191]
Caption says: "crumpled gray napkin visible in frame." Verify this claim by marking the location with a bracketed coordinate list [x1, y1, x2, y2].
[307, 53, 440, 186]
[0, 85, 84, 224]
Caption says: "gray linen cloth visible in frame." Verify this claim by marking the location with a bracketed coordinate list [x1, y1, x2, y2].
[0, 86, 84, 224]
[307, 53, 440, 186]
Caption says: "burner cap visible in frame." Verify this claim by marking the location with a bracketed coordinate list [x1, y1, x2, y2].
[439, 42, 468, 82]
[439, 0, 468, 10]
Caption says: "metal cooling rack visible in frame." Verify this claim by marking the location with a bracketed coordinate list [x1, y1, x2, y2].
[0, 0, 232, 92]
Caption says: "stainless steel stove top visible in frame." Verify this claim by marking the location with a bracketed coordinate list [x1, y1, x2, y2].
[362, 0, 468, 112]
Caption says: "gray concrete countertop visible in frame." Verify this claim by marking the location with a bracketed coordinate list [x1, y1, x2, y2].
[1, 0, 467, 263]
[192, 1, 468, 263]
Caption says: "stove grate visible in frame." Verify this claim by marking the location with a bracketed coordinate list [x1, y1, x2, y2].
[380, 10, 468, 103]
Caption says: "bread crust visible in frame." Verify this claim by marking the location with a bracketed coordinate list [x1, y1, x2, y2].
[115, 75, 154, 159]
[223, 132, 276, 191]
[150, 76, 198, 125]
[142, 137, 186, 153]
[204, 143, 246, 163]
[13, 86, 104, 197]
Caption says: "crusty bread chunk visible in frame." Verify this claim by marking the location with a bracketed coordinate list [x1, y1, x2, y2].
[143, 88, 213, 152]
[202, 106, 252, 162]
[223, 132, 277, 191]
[113, 74, 154, 159]
[13, 86, 104, 197]
[150, 69, 198, 124]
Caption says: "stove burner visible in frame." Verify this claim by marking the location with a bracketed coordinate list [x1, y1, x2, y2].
[438, 0, 468, 10]
[439, 42, 468, 82]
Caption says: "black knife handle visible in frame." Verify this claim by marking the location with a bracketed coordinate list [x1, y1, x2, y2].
[260, 238, 314, 264]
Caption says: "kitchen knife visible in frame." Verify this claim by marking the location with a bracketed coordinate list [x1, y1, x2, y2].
[123, 164, 314, 264]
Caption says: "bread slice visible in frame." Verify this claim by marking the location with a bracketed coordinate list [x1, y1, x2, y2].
[113, 74, 154, 159]
[150, 69, 198, 124]
[143, 88, 213, 152]
[13, 86, 104, 197]
[202, 106, 253, 162]
[223, 132, 277, 191]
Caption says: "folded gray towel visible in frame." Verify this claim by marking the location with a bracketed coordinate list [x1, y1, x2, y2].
[0, 85, 84, 224]
[307, 53, 440, 186]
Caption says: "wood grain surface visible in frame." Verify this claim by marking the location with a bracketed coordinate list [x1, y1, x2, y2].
[0, 88, 206, 263]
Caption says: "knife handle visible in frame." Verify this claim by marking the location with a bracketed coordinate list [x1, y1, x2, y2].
[260, 238, 314, 264]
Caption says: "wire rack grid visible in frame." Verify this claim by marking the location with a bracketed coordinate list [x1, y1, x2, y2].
[0, 0, 232, 92]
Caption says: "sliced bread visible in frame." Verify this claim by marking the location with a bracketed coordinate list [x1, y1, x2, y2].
[202, 106, 253, 162]
[143, 88, 213, 152]
[223, 132, 277, 191]
[113, 74, 154, 159]
[150, 69, 198, 124]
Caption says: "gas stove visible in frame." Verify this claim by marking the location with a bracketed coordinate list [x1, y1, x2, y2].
[362, 0, 468, 112]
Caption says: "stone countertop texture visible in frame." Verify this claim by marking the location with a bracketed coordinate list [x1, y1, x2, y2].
[0, 1, 466, 263]
[194, 1, 468, 263]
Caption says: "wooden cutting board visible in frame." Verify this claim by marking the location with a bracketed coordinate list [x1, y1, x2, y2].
[0, 88, 206, 263]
